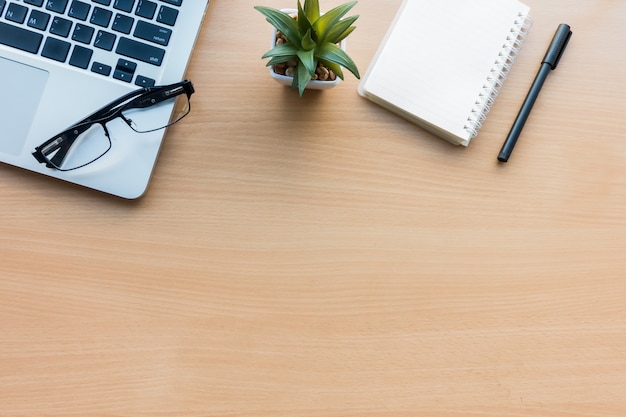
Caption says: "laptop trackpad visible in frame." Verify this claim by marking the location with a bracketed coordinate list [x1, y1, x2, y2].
[0, 57, 49, 156]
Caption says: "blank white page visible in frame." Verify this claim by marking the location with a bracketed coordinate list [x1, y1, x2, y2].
[359, 0, 531, 144]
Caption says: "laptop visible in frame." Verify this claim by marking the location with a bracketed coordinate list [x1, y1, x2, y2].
[0, 0, 210, 198]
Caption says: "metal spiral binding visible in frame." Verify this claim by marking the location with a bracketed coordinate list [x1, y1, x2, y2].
[464, 13, 534, 138]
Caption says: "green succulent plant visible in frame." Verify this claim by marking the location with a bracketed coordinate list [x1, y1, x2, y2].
[255, 0, 360, 96]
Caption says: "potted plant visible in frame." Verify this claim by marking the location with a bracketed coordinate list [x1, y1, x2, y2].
[255, 0, 360, 96]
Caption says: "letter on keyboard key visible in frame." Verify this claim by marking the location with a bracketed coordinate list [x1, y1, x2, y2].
[134, 21, 171, 46]
[116, 37, 164, 66]
[27, 10, 52, 31]
[6, 3, 28, 23]
[68, 0, 91, 21]
[46, 0, 70, 14]
[0, 22, 44, 54]
[50, 17, 73, 37]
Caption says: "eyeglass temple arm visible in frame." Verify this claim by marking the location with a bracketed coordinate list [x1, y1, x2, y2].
[85, 81, 193, 121]
[123, 81, 194, 110]
[32, 135, 75, 167]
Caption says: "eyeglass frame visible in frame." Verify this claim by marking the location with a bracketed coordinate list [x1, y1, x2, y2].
[32, 80, 195, 172]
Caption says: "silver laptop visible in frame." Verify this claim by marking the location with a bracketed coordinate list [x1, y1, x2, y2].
[0, 0, 209, 198]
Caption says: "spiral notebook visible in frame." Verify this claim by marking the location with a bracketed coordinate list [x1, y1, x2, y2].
[358, 0, 533, 146]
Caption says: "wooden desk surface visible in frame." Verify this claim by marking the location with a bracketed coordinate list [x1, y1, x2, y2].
[2, 1, 625, 415]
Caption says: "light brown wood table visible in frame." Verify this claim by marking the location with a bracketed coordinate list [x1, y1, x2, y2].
[1, 1, 625, 415]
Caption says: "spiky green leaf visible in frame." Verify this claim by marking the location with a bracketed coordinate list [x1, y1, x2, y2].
[296, 62, 313, 96]
[325, 15, 358, 44]
[297, 1, 313, 36]
[262, 44, 298, 67]
[296, 48, 316, 76]
[301, 28, 316, 51]
[261, 43, 298, 60]
[254, 6, 301, 45]
[303, 0, 320, 24]
[291, 62, 300, 89]
[266, 55, 296, 67]
[312, 1, 357, 43]
[317, 42, 360, 79]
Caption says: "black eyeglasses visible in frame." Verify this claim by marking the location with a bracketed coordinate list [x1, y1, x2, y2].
[32, 80, 195, 171]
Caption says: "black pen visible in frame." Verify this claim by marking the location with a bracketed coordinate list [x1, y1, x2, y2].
[498, 23, 572, 163]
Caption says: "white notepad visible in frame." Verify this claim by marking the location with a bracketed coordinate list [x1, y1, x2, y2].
[358, 0, 532, 146]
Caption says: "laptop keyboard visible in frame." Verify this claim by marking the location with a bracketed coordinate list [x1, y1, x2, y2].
[0, 0, 182, 87]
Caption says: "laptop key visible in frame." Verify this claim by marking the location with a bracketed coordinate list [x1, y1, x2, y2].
[113, 58, 136, 82]
[69, 45, 93, 69]
[135, 0, 157, 19]
[116, 37, 165, 66]
[0, 22, 44, 54]
[156, 5, 178, 26]
[91, 61, 112, 76]
[41, 37, 71, 62]
[113, 0, 135, 13]
[6, 3, 29, 24]
[25, 0, 45, 6]
[27, 10, 52, 31]
[90, 7, 113, 27]
[112, 13, 134, 34]
[134, 20, 171, 46]
[46, 0, 69, 14]
[50, 16, 73, 37]
[72, 23, 95, 43]
[94, 30, 116, 51]
[160, 0, 182, 6]
[68, 0, 90, 20]
[135, 75, 155, 87]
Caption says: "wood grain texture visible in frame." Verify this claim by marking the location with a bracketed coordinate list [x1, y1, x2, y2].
[1, 1, 626, 415]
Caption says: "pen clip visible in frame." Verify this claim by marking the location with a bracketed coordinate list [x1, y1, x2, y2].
[542, 24, 572, 70]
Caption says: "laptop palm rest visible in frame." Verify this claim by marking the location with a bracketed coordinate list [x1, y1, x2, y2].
[0, 57, 49, 156]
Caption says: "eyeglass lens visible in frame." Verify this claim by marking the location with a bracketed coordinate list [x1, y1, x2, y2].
[122, 92, 191, 133]
[45, 123, 111, 171]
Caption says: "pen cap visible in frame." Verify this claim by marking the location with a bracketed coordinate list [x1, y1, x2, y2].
[542, 24, 572, 69]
